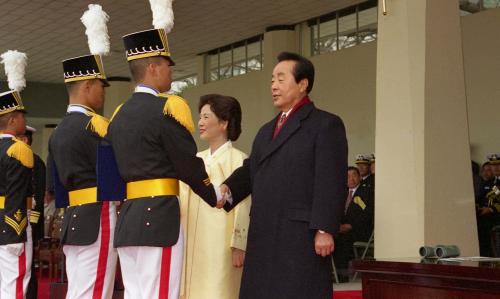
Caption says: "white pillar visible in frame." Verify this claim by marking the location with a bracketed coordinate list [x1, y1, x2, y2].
[374, 0, 479, 258]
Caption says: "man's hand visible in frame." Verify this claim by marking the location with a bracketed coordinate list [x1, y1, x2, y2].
[220, 184, 230, 199]
[479, 207, 494, 216]
[216, 197, 226, 209]
[339, 224, 352, 234]
[231, 248, 246, 268]
[314, 231, 334, 257]
[216, 184, 231, 209]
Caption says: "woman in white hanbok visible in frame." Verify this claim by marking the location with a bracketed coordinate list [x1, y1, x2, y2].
[180, 94, 251, 299]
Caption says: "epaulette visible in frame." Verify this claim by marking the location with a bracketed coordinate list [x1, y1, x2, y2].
[159, 93, 195, 133]
[86, 113, 110, 138]
[110, 103, 124, 122]
[6, 138, 34, 168]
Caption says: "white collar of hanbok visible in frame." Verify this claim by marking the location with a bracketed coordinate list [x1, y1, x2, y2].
[207, 141, 232, 161]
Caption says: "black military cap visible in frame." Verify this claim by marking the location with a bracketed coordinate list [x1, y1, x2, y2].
[122, 28, 175, 66]
[62, 54, 109, 87]
[0, 90, 25, 116]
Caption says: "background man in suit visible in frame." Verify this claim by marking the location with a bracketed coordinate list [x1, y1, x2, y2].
[333, 166, 374, 282]
[220, 52, 347, 299]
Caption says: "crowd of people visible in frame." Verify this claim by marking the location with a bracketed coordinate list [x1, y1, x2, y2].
[473, 154, 500, 257]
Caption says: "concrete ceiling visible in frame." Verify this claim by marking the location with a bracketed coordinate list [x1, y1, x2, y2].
[0, 0, 365, 83]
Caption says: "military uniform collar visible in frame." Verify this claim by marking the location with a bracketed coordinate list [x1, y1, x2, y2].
[0, 133, 14, 139]
[67, 104, 95, 115]
[135, 84, 159, 96]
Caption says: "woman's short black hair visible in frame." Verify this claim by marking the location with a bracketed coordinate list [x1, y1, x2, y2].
[198, 94, 242, 141]
[277, 51, 315, 93]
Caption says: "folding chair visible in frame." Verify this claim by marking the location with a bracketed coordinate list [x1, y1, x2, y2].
[331, 256, 340, 284]
[352, 231, 374, 281]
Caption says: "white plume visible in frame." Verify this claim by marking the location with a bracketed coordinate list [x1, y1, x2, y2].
[81, 4, 110, 55]
[0, 50, 28, 92]
[149, 0, 174, 33]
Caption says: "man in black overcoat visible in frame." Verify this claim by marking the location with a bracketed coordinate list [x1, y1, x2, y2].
[221, 52, 348, 299]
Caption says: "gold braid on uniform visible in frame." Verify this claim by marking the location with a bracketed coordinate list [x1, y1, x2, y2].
[6, 138, 34, 168]
[86, 113, 110, 138]
[110, 103, 124, 122]
[160, 94, 195, 134]
[5, 209, 27, 236]
[30, 211, 41, 224]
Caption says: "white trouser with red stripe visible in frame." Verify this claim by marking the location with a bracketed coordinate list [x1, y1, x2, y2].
[0, 224, 32, 299]
[117, 226, 184, 299]
[64, 202, 118, 299]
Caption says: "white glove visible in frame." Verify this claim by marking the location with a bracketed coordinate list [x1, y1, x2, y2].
[6, 243, 24, 257]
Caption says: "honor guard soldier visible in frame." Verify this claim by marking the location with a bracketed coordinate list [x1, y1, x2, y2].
[106, 1, 223, 298]
[0, 50, 33, 299]
[47, 5, 117, 299]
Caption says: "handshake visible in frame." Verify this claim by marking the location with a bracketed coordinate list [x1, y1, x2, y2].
[215, 184, 231, 209]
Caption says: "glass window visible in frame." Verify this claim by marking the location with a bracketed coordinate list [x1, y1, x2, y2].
[338, 12, 357, 49]
[206, 36, 263, 82]
[310, 1, 378, 56]
[314, 18, 338, 55]
[219, 50, 232, 80]
[208, 53, 219, 82]
[247, 40, 263, 71]
[233, 45, 247, 76]
[170, 75, 197, 95]
[358, 6, 378, 44]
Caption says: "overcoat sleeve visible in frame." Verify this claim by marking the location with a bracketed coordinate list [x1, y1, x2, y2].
[223, 158, 252, 212]
[309, 116, 348, 235]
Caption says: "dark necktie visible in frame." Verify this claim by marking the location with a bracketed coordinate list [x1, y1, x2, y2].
[345, 189, 353, 214]
[273, 113, 287, 138]
[277, 113, 286, 130]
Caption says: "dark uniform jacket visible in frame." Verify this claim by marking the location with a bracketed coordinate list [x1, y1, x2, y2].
[0, 136, 33, 245]
[224, 102, 347, 299]
[48, 108, 106, 246]
[477, 178, 500, 208]
[361, 173, 375, 189]
[107, 91, 217, 248]
[342, 184, 374, 242]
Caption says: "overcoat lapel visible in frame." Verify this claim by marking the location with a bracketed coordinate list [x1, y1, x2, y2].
[258, 103, 314, 165]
